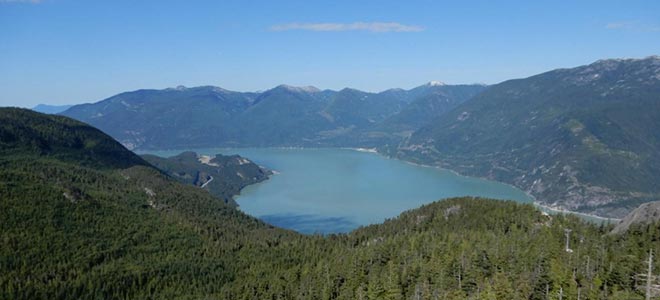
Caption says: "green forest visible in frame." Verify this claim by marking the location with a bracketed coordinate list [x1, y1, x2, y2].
[1, 108, 659, 299]
[141, 151, 271, 206]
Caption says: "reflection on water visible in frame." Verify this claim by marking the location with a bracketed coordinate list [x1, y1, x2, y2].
[260, 214, 357, 234]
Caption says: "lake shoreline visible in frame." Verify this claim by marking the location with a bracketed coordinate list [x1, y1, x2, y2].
[532, 202, 619, 223]
[342, 147, 621, 223]
[138, 146, 620, 224]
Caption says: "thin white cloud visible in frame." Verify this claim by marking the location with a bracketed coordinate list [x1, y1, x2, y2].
[270, 22, 424, 33]
[605, 22, 632, 29]
[606, 21, 660, 32]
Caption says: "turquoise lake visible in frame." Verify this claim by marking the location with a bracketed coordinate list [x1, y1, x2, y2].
[145, 148, 536, 234]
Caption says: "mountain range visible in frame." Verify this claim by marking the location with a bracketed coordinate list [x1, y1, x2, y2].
[60, 82, 486, 149]
[58, 56, 660, 217]
[2, 107, 659, 299]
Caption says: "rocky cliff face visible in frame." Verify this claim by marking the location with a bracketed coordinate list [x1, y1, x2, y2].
[611, 201, 660, 234]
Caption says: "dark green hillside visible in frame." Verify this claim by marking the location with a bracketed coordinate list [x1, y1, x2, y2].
[0, 109, 295, 299]
[141, 151, 272, 205]
[0, 108, 148, 169]
[3, 108, 660, 299]
[222, 198, 660, 300]
[398, 56, 660, 218]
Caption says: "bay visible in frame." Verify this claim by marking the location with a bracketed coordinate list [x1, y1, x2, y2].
[145, 148, 535, 234]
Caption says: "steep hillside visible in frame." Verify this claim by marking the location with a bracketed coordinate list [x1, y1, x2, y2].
[329, 83, 487, 149]
[611, 201, 660, 234]
[378, 83, 487, 133]
[397, 56, 660, 218]
[60, 83, 485, 149]
[141, 151, 272, 205]
[0, 109, 296, 299]
[0, 108, 149, 169]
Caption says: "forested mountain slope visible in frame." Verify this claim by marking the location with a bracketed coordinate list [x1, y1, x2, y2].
[2, 108, 660, 299]
[0, 108, 295, 298]
[0, 108, 148, 169]
[378, 83, 488, 133]
[141, 151, 272, 206]
[397, 56, 660, 218]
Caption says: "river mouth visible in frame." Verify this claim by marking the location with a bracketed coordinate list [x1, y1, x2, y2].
[144, 147, 536, 234]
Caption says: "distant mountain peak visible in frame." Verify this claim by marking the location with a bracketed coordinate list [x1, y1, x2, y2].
[275, 84, 321, 93]
[212, 86, 229, 93]
[426, 81, 446, 87]
[339, 87, 363, 93]
[557, 55, 660, 85]
[384, 88, 405, 92]
[200, 86, 232, 94]
[32, 104, 73, 114]
[164, 85, 189, 91]
[589, 55, 660, 69]
[162, 85, 235, 94]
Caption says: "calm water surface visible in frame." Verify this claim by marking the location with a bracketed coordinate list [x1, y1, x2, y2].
[145, 148, 536, 234]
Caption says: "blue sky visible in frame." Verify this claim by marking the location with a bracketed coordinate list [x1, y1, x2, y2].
[1, 0, 659, 107]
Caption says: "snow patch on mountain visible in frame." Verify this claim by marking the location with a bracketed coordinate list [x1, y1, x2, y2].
[277, 84, 321, 93]
[427, 81, 446, 87]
